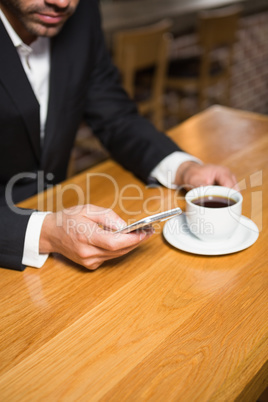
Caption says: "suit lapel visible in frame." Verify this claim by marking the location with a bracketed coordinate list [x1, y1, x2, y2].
[42, 33, 71, 163]
[0, 21, 41, 162]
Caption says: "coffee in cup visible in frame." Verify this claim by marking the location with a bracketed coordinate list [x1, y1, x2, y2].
[185, 186, 243, 241]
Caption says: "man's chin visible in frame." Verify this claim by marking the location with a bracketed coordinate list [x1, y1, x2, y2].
[27, 22, 65, 38]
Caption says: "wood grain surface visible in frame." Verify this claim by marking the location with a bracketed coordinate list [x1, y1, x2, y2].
[0, 106, 267, 401]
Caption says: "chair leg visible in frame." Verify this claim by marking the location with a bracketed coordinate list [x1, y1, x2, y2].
[178, 94, 190, 121]
[198, 87, 206, 111]
[153, 101, 164, 131]
[154, 115, 163, 131]
[224, 80, 231, 106]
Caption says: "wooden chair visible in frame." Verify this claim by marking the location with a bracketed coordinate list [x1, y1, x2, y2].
[68, 20, 171, 177]
[165, 6, 241, 119]
[113, 19, 172, 130]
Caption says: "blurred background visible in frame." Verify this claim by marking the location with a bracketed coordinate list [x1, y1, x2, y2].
[69, 0, 268, 176]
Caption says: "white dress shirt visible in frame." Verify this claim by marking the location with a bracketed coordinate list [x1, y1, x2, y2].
[0, 8, 201, 269]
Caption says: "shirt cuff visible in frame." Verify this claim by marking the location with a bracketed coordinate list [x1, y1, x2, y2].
[22, 211, 52, 268]
[150, 151, 202, 189]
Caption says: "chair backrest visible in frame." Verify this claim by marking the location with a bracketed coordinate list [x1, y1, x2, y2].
[113, 19, 172, 98]
[198, 6, 241, 50]
[197, 6, 241, 94]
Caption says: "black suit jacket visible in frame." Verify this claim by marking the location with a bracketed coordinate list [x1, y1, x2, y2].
[0, 0, 181, 270]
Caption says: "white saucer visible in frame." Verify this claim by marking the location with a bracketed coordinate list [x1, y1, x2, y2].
[163, 213, 259, 256]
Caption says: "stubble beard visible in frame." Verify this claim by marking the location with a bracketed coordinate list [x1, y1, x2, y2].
[0, 0, 75, 39]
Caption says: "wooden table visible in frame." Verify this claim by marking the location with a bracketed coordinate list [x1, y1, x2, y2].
[100, 0, 268, 46]
[0, 106, 267, 401]
[101, 0, 244, 32]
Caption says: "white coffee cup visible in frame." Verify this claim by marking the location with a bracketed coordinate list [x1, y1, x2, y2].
[185, 186, 243, 241]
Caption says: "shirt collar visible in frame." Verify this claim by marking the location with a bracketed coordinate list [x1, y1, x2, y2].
[0, 8, 50, 57]
[0, 8, 26, 48]
[0, 7, 39, 59]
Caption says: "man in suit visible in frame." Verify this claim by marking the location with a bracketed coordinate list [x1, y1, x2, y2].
[0, 0, 237, 271]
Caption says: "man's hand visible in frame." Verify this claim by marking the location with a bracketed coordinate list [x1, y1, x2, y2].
[175, 161, 238, 190]
[39, 205, 153, 270]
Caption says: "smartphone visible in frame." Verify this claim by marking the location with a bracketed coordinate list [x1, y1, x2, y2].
[114, 207, 182, 234]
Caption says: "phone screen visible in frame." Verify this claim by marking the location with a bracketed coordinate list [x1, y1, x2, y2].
[115, 207, 182, 234]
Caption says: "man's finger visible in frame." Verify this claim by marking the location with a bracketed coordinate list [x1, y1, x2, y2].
[88, 226, 154, 251]
[83, 206, 127, 231]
